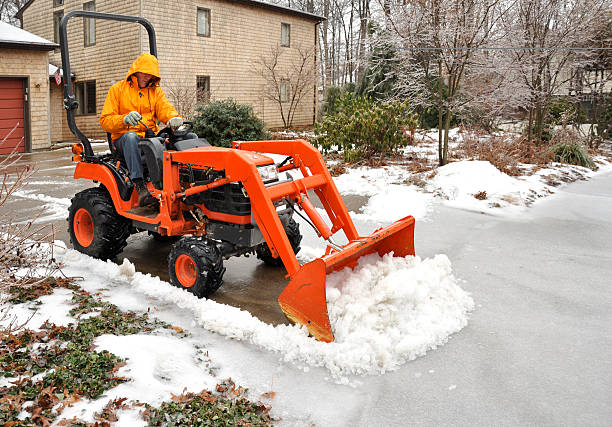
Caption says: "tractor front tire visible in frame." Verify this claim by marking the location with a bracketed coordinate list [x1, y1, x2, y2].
[256, 218, 302, 267]
[168, 237, 225, 298]
[68, 187, 130, 260]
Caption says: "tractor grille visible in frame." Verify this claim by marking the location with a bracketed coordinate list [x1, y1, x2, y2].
[180, 165, 251, 217]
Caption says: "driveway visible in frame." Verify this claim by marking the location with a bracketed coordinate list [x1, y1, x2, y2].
[4, 147, 612, 426]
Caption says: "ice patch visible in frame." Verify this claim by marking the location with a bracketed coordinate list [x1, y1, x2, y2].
[57, 248, 474, 381]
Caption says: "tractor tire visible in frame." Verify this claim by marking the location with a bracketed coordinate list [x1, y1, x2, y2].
[256, 218, 302, 267]
[68, 187, 130, 260]
[168, 237, 226, 298]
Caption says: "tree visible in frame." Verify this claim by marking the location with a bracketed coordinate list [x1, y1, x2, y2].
[256, 44, 316, 128]
[502, 0, 610, 143]
[0, 0, 27, 25]
[381, 0, 508, 165]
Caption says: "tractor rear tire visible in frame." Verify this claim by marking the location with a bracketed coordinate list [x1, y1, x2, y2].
[256, 218, 302, 267]
[68, 187, 130, 260]
[168, 237, 225, 298]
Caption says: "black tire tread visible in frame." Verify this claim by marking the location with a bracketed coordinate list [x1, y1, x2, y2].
[256, 218, 302, 267]
[67, 186, 130, 260]
[168, 237, 225, 298]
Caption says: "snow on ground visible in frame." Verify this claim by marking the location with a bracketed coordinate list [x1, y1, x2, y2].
[58, 333, 218, 424]
[54, 242, 473, 382]
[427, 160, 545, 214]
[331, 166, 434, 222]
[0, 287, 74, 331]
[11, 190, 71, 223]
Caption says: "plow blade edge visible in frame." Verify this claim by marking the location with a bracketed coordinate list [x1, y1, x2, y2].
[278, 216, 416, 342]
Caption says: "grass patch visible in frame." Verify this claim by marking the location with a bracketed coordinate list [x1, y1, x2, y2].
[144, 380, 272, 426]
[552, 141, 595, 168]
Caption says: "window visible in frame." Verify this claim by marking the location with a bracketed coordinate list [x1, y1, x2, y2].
[280, 80, 290, 102]
[196, 76, 210, 103]
[83, 1, 95, 46]
[53, 10, 63, 43]
[281, 23, 290, 47]
[75, 81, 96, 115]
[197, 8, 211, 37]
[53, 0, 64, 7]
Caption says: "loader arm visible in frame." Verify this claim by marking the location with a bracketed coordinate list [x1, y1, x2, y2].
[234, 140, 416, 342]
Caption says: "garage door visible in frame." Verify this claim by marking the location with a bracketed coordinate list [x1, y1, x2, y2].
[0, 78, 26, 154]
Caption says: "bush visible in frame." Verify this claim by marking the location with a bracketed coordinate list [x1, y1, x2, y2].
[314, 93, 418, 162]
[551, 141, 595, 168]
[320, 83, 356, 119]
[192, 99, 269, 147]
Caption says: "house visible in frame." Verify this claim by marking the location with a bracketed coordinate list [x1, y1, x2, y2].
[0, 21, 57, 153]
[16, 0, 323, 143]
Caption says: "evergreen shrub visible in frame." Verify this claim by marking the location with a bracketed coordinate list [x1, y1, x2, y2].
[314, 93, 418, 162]
[192, 99, 269, 147]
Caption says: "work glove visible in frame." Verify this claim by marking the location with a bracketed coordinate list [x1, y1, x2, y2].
[123, 111, 142, 127]
[168, 116, 183, 130]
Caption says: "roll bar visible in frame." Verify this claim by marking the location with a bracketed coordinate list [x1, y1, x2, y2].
[59, 11, 157, 157]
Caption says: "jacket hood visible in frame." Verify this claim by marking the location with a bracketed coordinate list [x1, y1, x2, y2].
[125, 53, 161, 84]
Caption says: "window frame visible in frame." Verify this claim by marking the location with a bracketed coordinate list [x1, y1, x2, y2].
[53, 10, 64, 44]
[53, 0, 64, 7]
[196, 75, 211, 104]
[83, 1, 96, 47]
[74, 80, 97, 116]
[281, 23, 290, 47]
[280, 79, 290, 103]
[197, 8, 211, 37]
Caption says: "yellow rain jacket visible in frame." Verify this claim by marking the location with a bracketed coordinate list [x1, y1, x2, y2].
[100, 53, 179, 141]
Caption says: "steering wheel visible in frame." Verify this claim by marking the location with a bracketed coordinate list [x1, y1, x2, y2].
[156, 120, 194, 141]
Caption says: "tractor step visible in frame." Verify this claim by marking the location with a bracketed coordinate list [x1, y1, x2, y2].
[127, 205, 159, 218]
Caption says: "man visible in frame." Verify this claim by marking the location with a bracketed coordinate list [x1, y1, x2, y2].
[100, 53, 183, 206]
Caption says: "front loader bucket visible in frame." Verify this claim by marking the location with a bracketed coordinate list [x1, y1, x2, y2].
[278, 216, 416, 342]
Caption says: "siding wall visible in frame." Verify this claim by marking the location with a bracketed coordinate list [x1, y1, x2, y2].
[0, 48, 50, 150]
[142, 0, 317, 128]
[49, 83, 73, 141]
[22, 0, 318, 143]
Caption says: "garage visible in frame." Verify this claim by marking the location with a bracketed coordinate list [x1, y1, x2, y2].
[0, 21, 57, 153]
[0, 77, 27, 154]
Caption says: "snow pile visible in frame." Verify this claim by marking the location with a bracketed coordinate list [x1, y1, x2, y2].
[326, 166, 434, 221]
[427, 160, 547, 214]
[55, 243, 473, 381]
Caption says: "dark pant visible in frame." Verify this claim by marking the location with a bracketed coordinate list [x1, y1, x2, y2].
[115, 131, 198, 180]
[115, 131, 142, 180]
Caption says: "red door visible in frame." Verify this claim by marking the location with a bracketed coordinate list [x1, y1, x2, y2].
[0, 78, 26, 154]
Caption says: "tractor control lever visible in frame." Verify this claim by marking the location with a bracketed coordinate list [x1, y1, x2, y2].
[138, 119, 157, 139]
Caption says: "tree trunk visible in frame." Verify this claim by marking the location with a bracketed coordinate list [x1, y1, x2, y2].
[438, 60, 444, 166]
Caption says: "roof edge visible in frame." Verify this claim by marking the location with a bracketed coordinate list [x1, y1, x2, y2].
[15, 0, 324, 22]
[0, 40, 58, 51]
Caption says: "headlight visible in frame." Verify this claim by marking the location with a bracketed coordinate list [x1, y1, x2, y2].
[257, 164, 278, 182]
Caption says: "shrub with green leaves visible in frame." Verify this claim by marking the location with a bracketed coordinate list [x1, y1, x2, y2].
[192, 99, 270, 147]
[551, 141, 595, 168]
[314, 93, 418, 162]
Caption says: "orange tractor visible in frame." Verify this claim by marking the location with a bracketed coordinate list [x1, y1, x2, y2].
[60, 11, 415, 342]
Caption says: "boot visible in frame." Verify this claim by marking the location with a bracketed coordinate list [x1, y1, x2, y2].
[134, 179, 157, 207]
